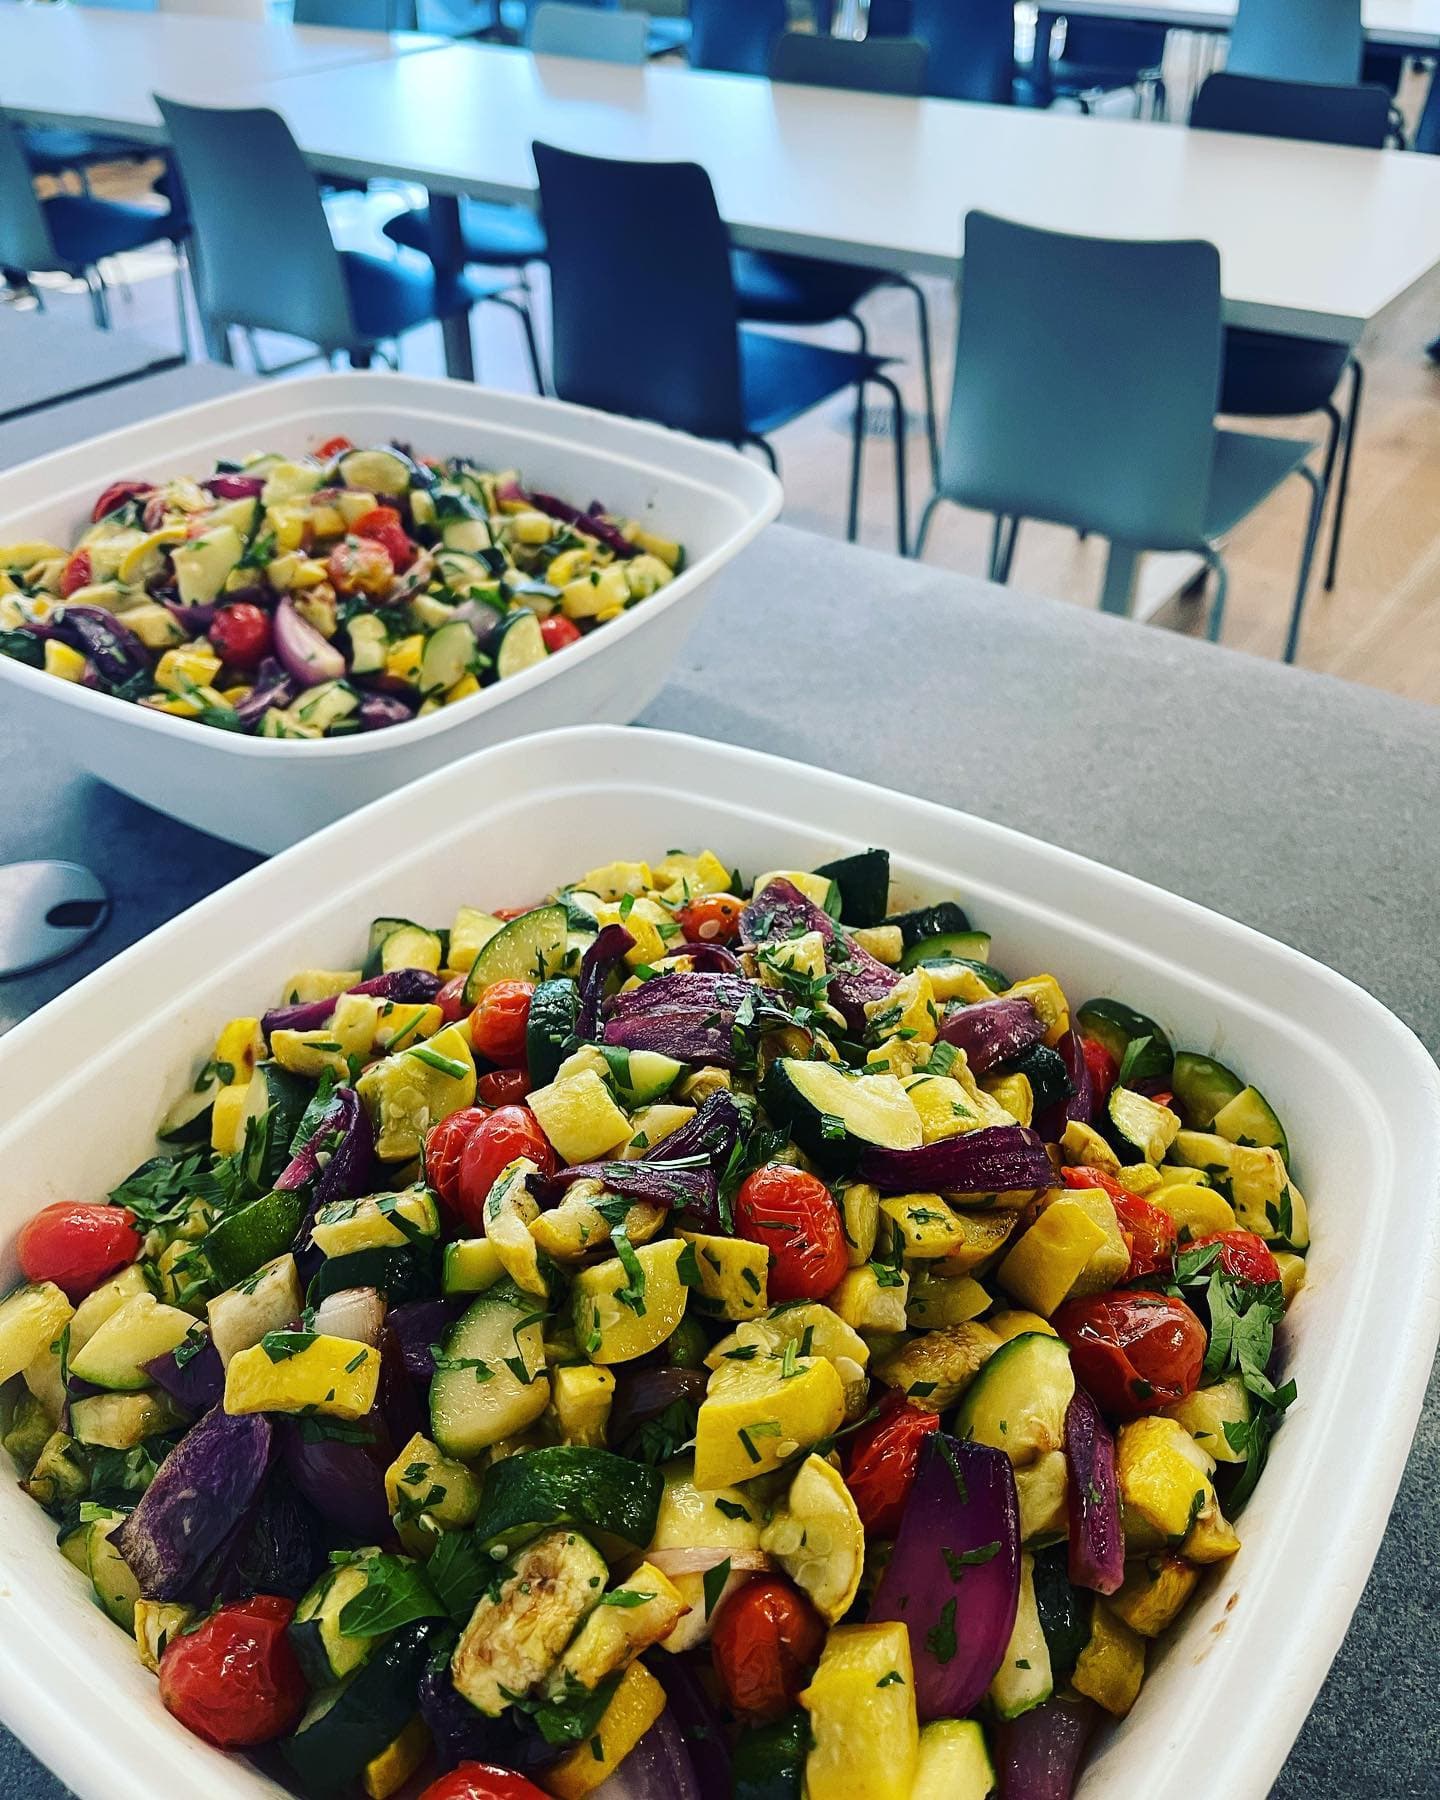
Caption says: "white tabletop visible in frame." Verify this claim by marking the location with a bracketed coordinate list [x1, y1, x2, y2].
[7, 20, 1440, 344]
[248, 43, 1440, 343]
[0, 5, 446, 136]
[1042, 0, 1440, 50]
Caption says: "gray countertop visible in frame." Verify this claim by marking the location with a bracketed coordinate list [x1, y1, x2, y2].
[1, 370, 1437, 1798]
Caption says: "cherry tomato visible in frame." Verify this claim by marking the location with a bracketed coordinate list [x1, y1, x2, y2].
[1062, 1168, 1176, 1281]
[351, 505, 416, 572]
[158, 1596, 305, 1748]
[1053, 1292, 1207, 1420]
[17, 1202, 142, 1302]
[418, 1767, 551, 1800]
[209, 602, 273, 672]
[469, 979, 535, 1066]
[478, 1067, 532, 1106]
[539, 615, 582, 654]
[734, 1164, 848, 1302]
[1080, 1036, 1119, 1106]
[1150, 1090, 1174, 1110]
[436, 972, 472, 1024]
[676, 893, 745, 944]
[842, 1392, 941, 1538]
[1111, 1191, 1178, 1281]
[91, 479, 152, 524]
[455, 1105, 555, 1232]
[1188, 1230, 1282, 1288]
[60, 550, 93, 597]
[328, 537, 394, 598]
[493, 904, 541, 922]
[711, 1577, 825, 1720]
[425, 1106, 493, 1213]
[315, 435, 354, 459]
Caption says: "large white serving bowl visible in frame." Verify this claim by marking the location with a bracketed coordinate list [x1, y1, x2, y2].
[0, 374, 781, 852]
[0, 726, 1436, 1800]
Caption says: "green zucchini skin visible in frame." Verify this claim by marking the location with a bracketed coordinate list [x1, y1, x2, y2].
[811, 849, 890, 927]
[281, 1619, 446, 1796]
[1075, 999, 1173, 1084]
[883, 900, 971, 948]
[898, 929, 992, 971]
[307, 1243, 438, 1307]
[733, 1710, 809, 1800]
[476, 1445, 662, 1551]
[526, 979, 581, 1087]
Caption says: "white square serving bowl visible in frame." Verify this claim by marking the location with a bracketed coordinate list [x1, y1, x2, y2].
[1, 725, 1437, 1800]
[0, 373, 780, 853]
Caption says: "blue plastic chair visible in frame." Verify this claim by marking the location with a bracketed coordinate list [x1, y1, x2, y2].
[688, 0, 787, 76]
[534, 140, 908, 552]
[1032, 13, 1168, 115]
[867, 0, 1017, 104]
[1192, 72, 1387, 592]
[292, 0, 419, 26]
[1227, 0, 1362, 85]
[0, 107, 188, 354]
[529, 1, 648, 57]
[917, 211, 1324, 663]
[731, 31, 939, 481]
[158, 97, 529, 377]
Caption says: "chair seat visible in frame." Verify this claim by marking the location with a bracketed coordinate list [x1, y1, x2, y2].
[1050, 58, 1159, 92]
[23, 126, 145, 174]
[740, 328, 887, 438]
[646, 17, 690, 56]
[732, 248, 884, 328]
[42, 195, 180, 272]
[341, 250, 509, 341]
[1202, 427, 1318, 541]
[1219, 326, 1349, 420]
[383, 198, 546, 268]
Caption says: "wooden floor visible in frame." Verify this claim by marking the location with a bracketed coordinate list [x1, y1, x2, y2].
[19, 63, 1440, 709]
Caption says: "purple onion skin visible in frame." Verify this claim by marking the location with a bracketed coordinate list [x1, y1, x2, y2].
[261, 966, 442, 1038]
[116, 1408, 274, 1601]
[279, 1419, 394, 1542]
[869, 1433, 1021, 1721]
[145, 1336, 225, 1414]
[531, 1160, 718, 1226]
[274, 1086, 372, 1212]
[603, 1008, 739, 1067]
[668, 940, 741, 972]
[274, 597, 346, 688]
[858, 1124, 1056, 1196]
[1063, 1387, 1125, 1595]
[386, 1298, 463, 1381]
[740, 878, 899, 1030]
[1035, 1029, 1095, 1143]
[936, 997, 1046, 1075]
[418, 1669, 556, 1774]
[51, 605, 150, 686]
[605, 971, 753, 1019]
[641, 1090, 745, 1169]
[522, 488, 641, 560]
[576, 922, 636, 1042]
[357, 691, 416, 731]
[609, 1366, 709, 1448]
[592, 1707, 701, 1800]
[651, 1656, 732, 1800]
[204, 473, 266, 500]
[379, 1327, 427, 1446]
[994, 1696, 1095, 1800]
[234, 656, 297, 729]
[208, 1476, 326, 1602]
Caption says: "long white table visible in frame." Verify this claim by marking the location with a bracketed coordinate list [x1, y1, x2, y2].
[0, 5, 445, 136]
[7, 16, 1440, 356]
[1041, 0, 1440, 51]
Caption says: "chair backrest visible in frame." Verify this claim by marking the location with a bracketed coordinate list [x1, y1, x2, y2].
[0, 110, 62, 274]
[533, 140, 745, 442]
[770, 30, 928, 96]
[1051, 16, 1167, 70]
[909, 0, 1015, 105]
[942, 211, 1222, 550]
[1227, 0, 1362, 85]
[1191, 71, 1388, 148]
[157, 97, 357, 349]
[293, 0, 418, 29]
[529, 2, 648, 61]
[688, 0, 787, 76]
[1417, 64, 1440, 155]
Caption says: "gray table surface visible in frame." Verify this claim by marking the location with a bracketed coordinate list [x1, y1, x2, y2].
[1, 370, 1438, 1797]
[0, 308, 182, 425]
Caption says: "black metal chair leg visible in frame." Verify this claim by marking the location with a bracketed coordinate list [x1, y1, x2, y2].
[1284, 466, 1326, 664]
[873, 372, 909, 556]
[1325, 356, 1364, 592]
[893, 275, 940, 485]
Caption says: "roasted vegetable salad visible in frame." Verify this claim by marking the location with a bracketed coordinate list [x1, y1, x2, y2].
[0, 847, 1309, 1800]
[0, 437, 682, 737]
